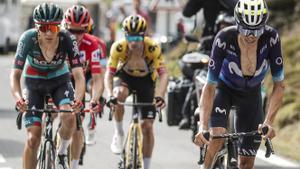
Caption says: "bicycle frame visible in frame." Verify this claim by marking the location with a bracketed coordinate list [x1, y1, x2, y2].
[109, 91, 162, 169]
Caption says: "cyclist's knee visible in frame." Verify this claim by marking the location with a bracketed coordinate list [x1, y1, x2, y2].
[27, 133, 41, 150]
[113, 87, 128, 101]
[239, 156, 255, 169]
[141, 120, 154, 135]
[59, 104, 75, 127]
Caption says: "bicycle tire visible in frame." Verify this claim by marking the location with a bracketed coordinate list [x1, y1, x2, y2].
[125, 124, 134, 169]
[37, 141, 46, 169]
[133, 127, 138, 169]
[45, 141, 55, 169]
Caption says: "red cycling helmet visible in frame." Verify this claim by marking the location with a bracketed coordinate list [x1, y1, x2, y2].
[64, 5, 91, 27]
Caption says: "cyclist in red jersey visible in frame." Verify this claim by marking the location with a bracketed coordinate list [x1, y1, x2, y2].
[84, 17, 108, 145]
[63, 5, 104, 169]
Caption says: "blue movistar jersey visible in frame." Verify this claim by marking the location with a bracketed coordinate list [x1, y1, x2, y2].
[207, 25, 284, 91]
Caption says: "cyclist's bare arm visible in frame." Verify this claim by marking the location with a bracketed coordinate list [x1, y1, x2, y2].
[194, 83, 216, 147]
[10, 69, 23, 101]
[199, 83, 217, 130]
[104, 71, 114, 97]
[72, 67, 85, 101]
[263, 80, 285, 135]
[91, 73, 104, 101]
[156, 72, 168, 97]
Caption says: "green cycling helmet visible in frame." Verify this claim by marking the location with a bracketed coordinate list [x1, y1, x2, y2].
[33, 3, 63, 24]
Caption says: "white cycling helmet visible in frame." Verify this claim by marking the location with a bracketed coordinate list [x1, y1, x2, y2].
[234, 0, 269, 29]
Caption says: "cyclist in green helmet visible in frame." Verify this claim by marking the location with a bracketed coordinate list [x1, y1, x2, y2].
[10, 3, 85, 169]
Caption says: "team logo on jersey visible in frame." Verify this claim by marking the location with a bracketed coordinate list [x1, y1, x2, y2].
[72, 41, 80, 56]
[215, 107, 226, 115]
[275, 57, 283, 65]
[228, 62, 243, 77]
[91, 49, 100, 62]
[149, 45, 157, 53]
[116, 44, 123, 52]
[260, 44, 267, 54]
[215, 38, 226, 50]
[16, 42, 24, 56]
[33, 57, 63, 66]
[254, 59, 268, 77]
[270, 33, 279, 47]
[80, 51, 86, 63]
[208, 59, 215, 70]
[64, 90, 69, 97]
[226, 49, 237, 57]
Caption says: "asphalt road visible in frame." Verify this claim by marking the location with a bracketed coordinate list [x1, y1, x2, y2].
[0, 55, 299, 169]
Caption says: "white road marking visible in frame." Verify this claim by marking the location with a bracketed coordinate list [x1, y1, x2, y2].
[0, 154, 6, 163]
[257, 149, 300, 168]
[0, 167, 13, 169]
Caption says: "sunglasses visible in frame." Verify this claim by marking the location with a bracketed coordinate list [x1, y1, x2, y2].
[37, 24, 60, 33]
[126, 36, 144, 42]
[238, 25, 265, 37]
[68, 29, 86, 34]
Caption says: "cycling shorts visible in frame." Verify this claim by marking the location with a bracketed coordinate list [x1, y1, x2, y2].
[210, 81, 264, 156]
[114, 70, 156, 119]
[24, 74, 74, 128]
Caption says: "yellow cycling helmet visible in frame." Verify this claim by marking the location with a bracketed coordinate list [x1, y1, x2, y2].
[234, 0, 269, 29]
[87, 17, 94, 34]
[122, 15, 147, 36]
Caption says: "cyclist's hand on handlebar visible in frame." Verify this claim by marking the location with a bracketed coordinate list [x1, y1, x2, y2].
[154, 96, 165, 109]
[15, 98, 27, 113]
[258, 123, 276, 140]
[72, 99, 83, 114]
[89, 100, 101, 114]
[106, 96, 118, 108]
[194, 126, 210, 146]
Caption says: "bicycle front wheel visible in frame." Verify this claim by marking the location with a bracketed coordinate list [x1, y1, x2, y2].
[45, 141, 55, 169]
[125, 124, 143, 169]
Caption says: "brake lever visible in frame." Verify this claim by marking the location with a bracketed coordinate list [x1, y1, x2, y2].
[261, 126, 275, 158]
[198, 132, 210, 165]
[265, 138, 274, 158]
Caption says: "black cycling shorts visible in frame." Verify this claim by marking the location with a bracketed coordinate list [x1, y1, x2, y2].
[24, 74, 74, 128]
[210, 81, 264, 156]
[114, 70, 156, 119]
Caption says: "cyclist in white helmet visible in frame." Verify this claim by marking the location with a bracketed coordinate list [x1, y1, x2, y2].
[194, 0, 285, 168]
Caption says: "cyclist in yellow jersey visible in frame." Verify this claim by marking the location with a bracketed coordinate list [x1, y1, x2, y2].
[105, 15, 168, 169]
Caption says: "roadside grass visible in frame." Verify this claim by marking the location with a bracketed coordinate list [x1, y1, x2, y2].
[273, 122, 300, 161]
[266, 20, 300, 161]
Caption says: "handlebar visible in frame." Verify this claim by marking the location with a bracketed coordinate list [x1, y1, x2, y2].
[16, 108, 79, 130]
[107, 101, 163, 122]
[198, 126, 274, 165]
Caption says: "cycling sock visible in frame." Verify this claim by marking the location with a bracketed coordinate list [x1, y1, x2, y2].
[143, 157, 151, 169]
[57, 138, 70, 155]
[71, 159, 79, 169]
[114, 121, 124, 136]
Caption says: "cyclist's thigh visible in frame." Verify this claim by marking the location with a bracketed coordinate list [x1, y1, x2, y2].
[52, 81, 74, 107]
[210, 85, 232, 128]
[25, 87, 44, 128]
[235, 89, 264, 156]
